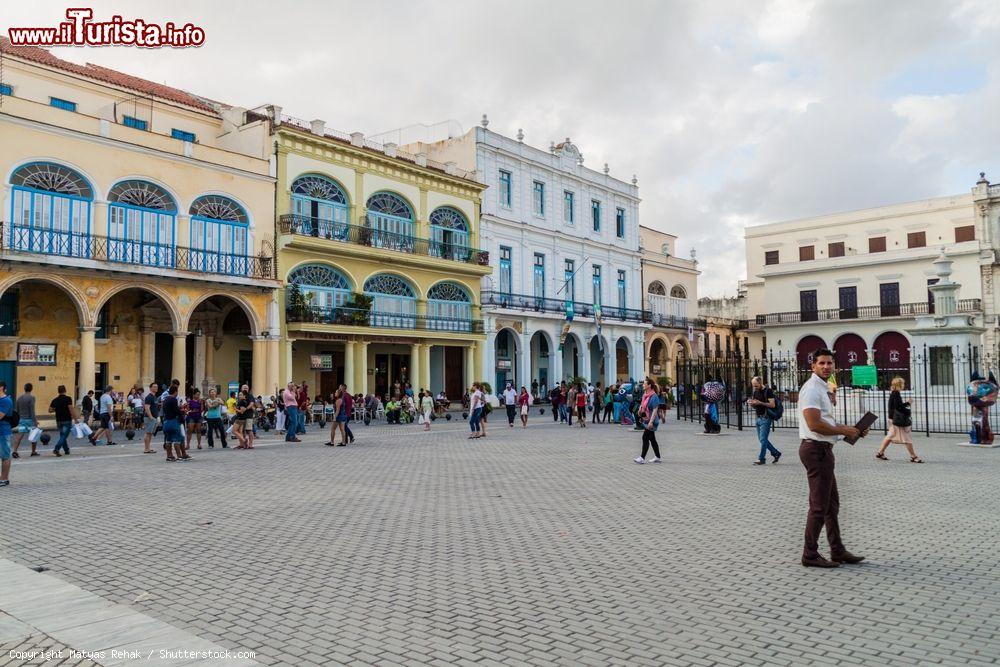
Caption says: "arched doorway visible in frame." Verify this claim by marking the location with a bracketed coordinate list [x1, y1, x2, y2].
[589, 335, 608, 385]
[495, 328, 519, 392]
[649, 337, 668, 379]
[561, 333, 582, 382]
[530, 330, 553, 395]
[795, 335, 828, 369]
[833, 333, 868, 387]
[616, 336, 632, 382]
[188, 295, 259, 398]
[874, 331, 911, 386]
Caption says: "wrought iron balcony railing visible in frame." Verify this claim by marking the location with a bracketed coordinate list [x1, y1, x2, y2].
[1, 222, 275, 279]
[286, 304, 485, 334]
[481, 290, 652, 324]
[278, 214, 490, 266]
[754, 299, 982, 326]
[648, 313, 709, 330]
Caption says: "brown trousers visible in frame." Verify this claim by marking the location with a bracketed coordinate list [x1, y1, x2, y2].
[799, 440, 846, 559]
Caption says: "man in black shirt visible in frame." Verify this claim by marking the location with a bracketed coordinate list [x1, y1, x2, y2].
[48, 385, 76, 456]
[747, 376, 782, 465]
[143, 383, 159, 454]
[161, 385, 190, 462]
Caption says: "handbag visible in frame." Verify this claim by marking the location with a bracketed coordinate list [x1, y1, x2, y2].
[28, 426, 43, 443]
[892, 403, 912, 427]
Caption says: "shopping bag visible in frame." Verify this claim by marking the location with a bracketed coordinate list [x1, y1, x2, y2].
[28, 427, 43, 443]
[418, 414, 425, 425]
[225, 424, 234, 435]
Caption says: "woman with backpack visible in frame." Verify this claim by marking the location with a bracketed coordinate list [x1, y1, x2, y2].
[747, 376, 782, 465]
[876, 376, 923, 463]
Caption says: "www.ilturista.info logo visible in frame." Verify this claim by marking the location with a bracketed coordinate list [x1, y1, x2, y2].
[8, 8, 205, 48]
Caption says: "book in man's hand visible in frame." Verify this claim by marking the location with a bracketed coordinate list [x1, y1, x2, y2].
[843, 411, 878, 445]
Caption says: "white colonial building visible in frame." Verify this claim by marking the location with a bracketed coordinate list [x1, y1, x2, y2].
[395, 118, 648, 391]
[743, 174, 1000, 375]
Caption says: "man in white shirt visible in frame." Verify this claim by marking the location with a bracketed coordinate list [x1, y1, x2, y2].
[503, 383, 518, 427]
[798, 347, 868, 569]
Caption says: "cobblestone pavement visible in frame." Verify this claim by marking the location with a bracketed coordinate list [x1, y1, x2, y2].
[1, 414, 998, 666]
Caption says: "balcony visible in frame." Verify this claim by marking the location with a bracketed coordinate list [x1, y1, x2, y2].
[754, 299, 982, 326]
[278, 214, 490, 267]
[286, 304, 485, 334]
[481, 290, 652, 324]
[649, 313, 709, 330]
[1, 222, 275, 280]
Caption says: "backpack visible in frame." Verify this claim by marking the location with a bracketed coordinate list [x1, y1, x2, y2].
[3, 410, 19, 428]
[766, 393, 784, 421]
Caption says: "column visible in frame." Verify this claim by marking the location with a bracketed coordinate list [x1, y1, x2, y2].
[193, 332, 206, 393]
[204, 335, 216, 392]
[410, 342, 421, 389]
[139, 326, 155, 387]
[579, 337, 592, 384]
[266, 336, 280, 397]
[518, 331, 531, 391]
[251, 336, 266, 397]
[283, 338, 295, 385]
[78, 326, 98, 399]
[171, 331, 187, 389]
[465, 344, 476, 389]
[549, 327, 562, 387]
[344, 340, 356, 392]
[472, 341, 482, 386]
[356, 342, 369, 393]
[420, 344, 431, 392]
[605, 344, 615, 387]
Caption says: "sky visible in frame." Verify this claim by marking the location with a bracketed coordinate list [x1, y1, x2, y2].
[5, 0, 1000, 297]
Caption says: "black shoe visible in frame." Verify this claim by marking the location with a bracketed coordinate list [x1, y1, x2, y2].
[11, 452, 18, 459]
[208, 444, 214, 448]
[801, 555, 839, 568]
[53, 451, 61, 457]
[753, 460, 766, 465]
[336, 443, 347, 447]
[324, 442, 335, 447]
[0, 480, 9, 487]
[772, 454, 782, 464]
[831, 551, 865, 564]
[30, 451, 39, 457]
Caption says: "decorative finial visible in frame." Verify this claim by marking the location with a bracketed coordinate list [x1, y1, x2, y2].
[690, 248, 697, 262]
[516, 128, 524, 142]
[549, 141, 556, 153]
[978, 171, 989, 185]
[631, 174, 638, 186]
[565, 137, 571, 144]
[480, 114, 489, 128]
[603, 163, 609, 175]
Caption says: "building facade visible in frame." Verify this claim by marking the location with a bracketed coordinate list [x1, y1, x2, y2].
[0, 38, 281, 402]
[403, 119, 649, 392]
[639, 225, 701, 384]
[265, 109, 489, 398]
[697, 291, 750, 361]
[743, 183, 993, 375]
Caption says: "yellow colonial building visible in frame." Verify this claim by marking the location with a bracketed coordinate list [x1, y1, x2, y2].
[0, 38, 282, 402]
[261, 108, 490, 398]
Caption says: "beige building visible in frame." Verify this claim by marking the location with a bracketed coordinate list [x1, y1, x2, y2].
[639, 225, 701, 383]
[0, 38, 281, 404]
[743, 179, 997, 372]
[698, 288, 749, 360]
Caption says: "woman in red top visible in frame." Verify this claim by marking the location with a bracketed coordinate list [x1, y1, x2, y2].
[575, 383, 587, 428]
[517, 386, 531, 428]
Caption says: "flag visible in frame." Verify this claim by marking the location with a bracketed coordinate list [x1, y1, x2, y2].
[594, 304, 604, 354]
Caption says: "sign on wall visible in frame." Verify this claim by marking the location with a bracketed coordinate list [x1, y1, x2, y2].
[310, 354, 333, 371]
[496, 359, 512, 370]
[17, 343, 56, 366]
[851, 364, 878, 387]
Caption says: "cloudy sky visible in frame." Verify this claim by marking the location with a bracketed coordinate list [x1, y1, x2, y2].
[7, 0, 1000, 296]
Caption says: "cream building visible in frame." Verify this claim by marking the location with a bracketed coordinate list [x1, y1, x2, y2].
[639, 225, 701, 384]
[0, 38, 282, 404]
[743, 182, 991, 375]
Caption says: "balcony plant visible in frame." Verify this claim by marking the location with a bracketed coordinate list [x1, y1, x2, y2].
[286, 284, 311, 322]
[476, 250, 490, 266]
[344, 292, 373, 326]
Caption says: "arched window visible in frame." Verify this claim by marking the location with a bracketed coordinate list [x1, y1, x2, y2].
[670, 285, 687, 299]
[364, 274, 416, 329]
[290, 174, 349, 239]
[429, 206, 470, 260]
[10, 162, 94, 258]
[107, 180, 177, 268]
[288, 264, 352, 310]
[189, 195, 250, 275]
[647, 281, 666, 296]
[365, 192, 414, 246]
[427, 282, 472, 332]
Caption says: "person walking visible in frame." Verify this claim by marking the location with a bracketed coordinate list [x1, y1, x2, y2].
[634, 378, 663, 464]
[282, 382, 301, 443]
[12, 383, 37, 458]
[798, 347, 868, 568]
[549, 386, 561, 422]
[876, 377, 923, 463]
[296, 381, 310, 436]
[503, 383, 517, 428]
[420, 390, 434, 431]
[204, 387, 227, 448]
[340, 384, 355, 444]
[89, 385, 116, 446]
[184, 389, 204, 450]
[0, 381, 13, 487]
[240, 386, 255, 449]
[81, 390, 94, 427]
[592, 382, 604, 424]
[603, 386, 615, 423]
[518, 386, 530, 428]
[747, 376, 782, 465]
[141, 383, 159, 454]
[48, 385, 76, 457]
[326, 389, 346, 447]
[566, 384, 576, 426]
[575, 383, 587, 428]
[232, 389, 249, 449]
[161, 385, 190, 462]
[468, 383, 484, 439]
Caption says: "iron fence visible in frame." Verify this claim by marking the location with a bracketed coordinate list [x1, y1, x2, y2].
[481, 289, 652, 324]
[674, 344, 1000, 436]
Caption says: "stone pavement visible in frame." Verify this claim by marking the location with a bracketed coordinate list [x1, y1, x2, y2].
[0, 413, 998, 666]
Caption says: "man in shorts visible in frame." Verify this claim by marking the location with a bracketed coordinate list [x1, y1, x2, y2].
[12, 382, 37, 458]
[143, 382, 159, 454]
[0, 381, 13, 486]
[89, 385, 116, 446]
[161, 384, 189, 462]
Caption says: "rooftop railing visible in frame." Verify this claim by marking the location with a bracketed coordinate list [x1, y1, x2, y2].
[481, 290, 652, 324]
[754, 299, 982, 326]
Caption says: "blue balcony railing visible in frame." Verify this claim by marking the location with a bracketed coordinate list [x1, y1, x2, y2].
[286, 304, 484, 333]
[481, 289, 653, 324]
[1, 222, 274, 279]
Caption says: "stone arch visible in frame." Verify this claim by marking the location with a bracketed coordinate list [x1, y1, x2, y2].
[285, 258, 359, 290]
[795, 334, 828, 369]
[495, 326, 521, 389]
[189, 191, 254, 227]
[92, 282, 182, 332]
[6, 158, 103, 201]
[648, 334, 670, 376]
[185, 292, 260, 337]
[290, 172, 351, 206]
[359, 269, 420, 295]
[0, 273, 89, 326]
[873, 331, 911, 370]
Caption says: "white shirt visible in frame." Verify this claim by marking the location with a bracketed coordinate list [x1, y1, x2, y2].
[470, 390, 484, 410]
[99, 393, 114, 415]
[503, 388, 517, 405]
[798, 373, 838, 441]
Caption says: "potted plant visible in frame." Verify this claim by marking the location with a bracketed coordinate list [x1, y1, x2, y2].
[344, 292, 373, 326]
